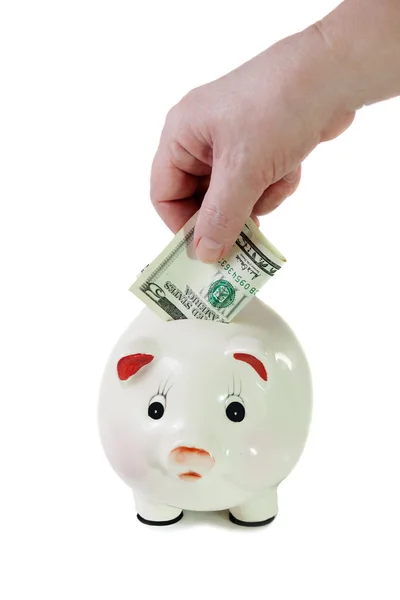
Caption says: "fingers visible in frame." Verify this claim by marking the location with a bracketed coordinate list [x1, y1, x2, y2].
[169, 141, 212, 177]
[253, 165, 301, 215]
[150, 109, 213, 233]
[150, 146, 200, 232]
[151, 118, 301, 261]
[150, 138, 212, 233]
[194, 161, 264, 263]
[193, 163, 301, 263]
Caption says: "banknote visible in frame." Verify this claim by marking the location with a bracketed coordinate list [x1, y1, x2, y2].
[130, 212, 286, 323]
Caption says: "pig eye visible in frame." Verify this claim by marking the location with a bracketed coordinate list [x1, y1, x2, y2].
[225, 399, 245, 423]
[148, 394, 166, 420]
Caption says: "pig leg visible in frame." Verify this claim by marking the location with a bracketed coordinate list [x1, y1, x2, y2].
[134, 493, 183, 526]
[229, 488, 278, 527]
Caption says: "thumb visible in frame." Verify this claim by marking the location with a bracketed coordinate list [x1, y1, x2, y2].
[194, 161, 262, 263]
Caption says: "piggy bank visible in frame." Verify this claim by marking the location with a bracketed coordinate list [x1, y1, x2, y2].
[98, 298, 312, 527]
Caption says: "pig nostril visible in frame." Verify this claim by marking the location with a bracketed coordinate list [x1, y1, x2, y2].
[169, 446, 215, 469]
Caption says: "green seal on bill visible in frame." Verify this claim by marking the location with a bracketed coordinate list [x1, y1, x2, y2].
[208, 279, 235, 309]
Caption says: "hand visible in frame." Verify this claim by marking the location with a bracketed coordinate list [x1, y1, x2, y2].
[151, 25, 356, 262]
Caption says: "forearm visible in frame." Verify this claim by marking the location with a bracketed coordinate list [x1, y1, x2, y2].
[319, 0, 400, 109]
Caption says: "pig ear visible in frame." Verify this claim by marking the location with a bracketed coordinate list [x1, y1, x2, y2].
[116, 336, 159, 381]
[225, 336, 268, 382]
[117, 354, 154, 381]
[233, 353, 267, 381]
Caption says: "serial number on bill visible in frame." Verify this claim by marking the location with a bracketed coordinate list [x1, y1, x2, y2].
[218, 259, 259, 295]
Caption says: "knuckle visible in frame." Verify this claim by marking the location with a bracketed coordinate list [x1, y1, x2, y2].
[165, 103, 181, 129]
[202, 204, 231, 232]
[169, 139, 184, 163]
[167, 87, 199, 124]
[218, 146, 268, 193]
[218, 145, 249, 173]
[182, 86, 200, 104]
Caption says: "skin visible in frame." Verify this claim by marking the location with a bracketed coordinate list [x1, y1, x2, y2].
[151, 0, 400, 263]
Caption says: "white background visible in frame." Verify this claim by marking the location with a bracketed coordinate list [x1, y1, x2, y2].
[1, 1, 399, 598]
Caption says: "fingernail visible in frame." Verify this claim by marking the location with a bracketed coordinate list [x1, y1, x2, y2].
[196, 237, 224, 263]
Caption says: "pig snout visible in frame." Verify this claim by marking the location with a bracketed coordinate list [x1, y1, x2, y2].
[169, 446, 215, 481]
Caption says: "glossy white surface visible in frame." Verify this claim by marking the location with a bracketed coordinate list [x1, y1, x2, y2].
[98, 298, 312, 524]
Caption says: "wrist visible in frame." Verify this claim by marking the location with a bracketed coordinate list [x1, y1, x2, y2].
[298, 21, 359, 116]
[314, 0, 400, 109]
[276, 23, 358, 142]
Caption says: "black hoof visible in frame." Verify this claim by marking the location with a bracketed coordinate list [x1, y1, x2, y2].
[229, 512, 276, 527]
[137, 512, 183, 526]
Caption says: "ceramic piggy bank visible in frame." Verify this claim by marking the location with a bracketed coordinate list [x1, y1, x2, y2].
[98, 298, 312, 527]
